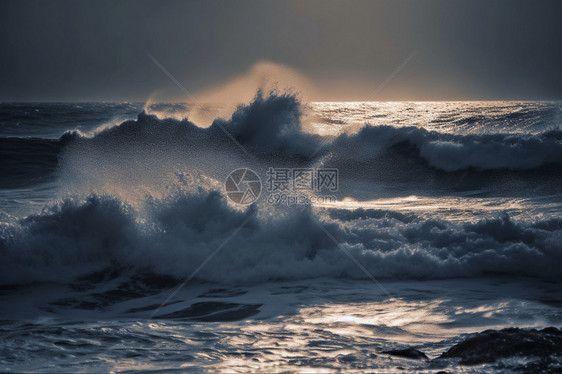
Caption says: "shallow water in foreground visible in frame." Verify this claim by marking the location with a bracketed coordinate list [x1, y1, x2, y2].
[1, 278, 561, 373]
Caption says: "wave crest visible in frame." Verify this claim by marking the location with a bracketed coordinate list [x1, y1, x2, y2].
[331, 125, 562, 171]
[2, 190, 561, 285]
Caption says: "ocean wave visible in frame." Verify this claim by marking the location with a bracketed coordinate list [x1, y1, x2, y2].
[2, 92, 561, 193]
[210, 91, 320, 156]
[330, 125, 562, 171]
[1, 189, 561, 286]
[60, 90, 319, 158]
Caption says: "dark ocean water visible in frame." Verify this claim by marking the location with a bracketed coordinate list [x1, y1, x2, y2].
[1, 95, 561, 372]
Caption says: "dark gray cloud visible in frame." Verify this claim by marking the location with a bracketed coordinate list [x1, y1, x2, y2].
[1, 0, 561, 101]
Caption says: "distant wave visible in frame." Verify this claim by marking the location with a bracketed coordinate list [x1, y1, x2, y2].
[330, 125, 562, 171]
[1, 189, 561, 286]
[65, 92, 562, 172]
[2, 92, 561, 192]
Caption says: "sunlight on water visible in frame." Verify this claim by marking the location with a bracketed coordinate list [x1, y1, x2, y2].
[91, 284, 557, 373]
[309, 101, 562, 135]
[314, 195, 562, 221]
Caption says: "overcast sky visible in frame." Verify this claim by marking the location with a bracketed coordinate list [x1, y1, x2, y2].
[1, 0, 561, 101]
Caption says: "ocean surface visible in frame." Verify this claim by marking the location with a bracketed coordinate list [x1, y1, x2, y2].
[1, 95, 561, 372]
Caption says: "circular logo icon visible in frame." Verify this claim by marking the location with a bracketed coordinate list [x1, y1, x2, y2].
[225, 168, 261, 204]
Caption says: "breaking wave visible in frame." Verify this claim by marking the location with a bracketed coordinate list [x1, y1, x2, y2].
[1, 92, 561, 193]
[1, 189, 561, 286]
[330, 125, 562, 171]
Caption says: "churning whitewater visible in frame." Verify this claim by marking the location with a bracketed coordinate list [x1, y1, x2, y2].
[1, 92, 561, 286]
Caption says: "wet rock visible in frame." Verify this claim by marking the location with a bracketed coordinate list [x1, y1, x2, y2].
[383, 348, 428, 360]
[439, 327, 562, 365]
